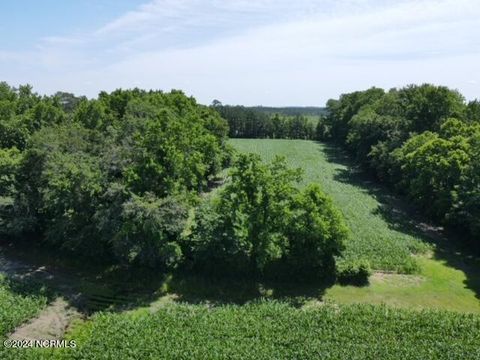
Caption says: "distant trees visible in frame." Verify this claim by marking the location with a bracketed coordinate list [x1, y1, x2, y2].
[213, 105, 316, 139]
[320, 83, 480, 250]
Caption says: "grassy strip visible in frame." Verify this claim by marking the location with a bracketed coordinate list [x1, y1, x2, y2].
[324, 257, 480, 313]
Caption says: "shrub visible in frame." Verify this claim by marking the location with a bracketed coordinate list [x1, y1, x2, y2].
[336, 259, 372, 285]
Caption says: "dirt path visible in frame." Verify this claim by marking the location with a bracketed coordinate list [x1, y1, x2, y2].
[0, 245, 166, 340]
[8, 298, 81, 341]
[0, 250, 83, 341]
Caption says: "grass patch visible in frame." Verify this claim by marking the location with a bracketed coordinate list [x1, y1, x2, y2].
[325, 257, 480, 313]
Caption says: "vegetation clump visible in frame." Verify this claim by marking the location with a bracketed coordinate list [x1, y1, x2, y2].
[0, 83, 229, 269]
[188, 153, 349, 279]
[336, 259, 372, 285]
[0, 82, 348, 280]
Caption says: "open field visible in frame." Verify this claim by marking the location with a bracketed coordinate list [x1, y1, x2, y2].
[324, 256, 480, 313]
[1, 139, 480, 359]
[231, 139, 480, 313]
[231, 139, 430, 272]
[9, 302, 480, 360]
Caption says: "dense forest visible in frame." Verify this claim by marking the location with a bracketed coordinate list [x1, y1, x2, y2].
[0, 82, 346, 279]
[0, 83, 230, 267]
[318, 84, 480, 251]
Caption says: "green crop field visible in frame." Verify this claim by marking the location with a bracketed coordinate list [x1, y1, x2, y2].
[18, 302, 480, 359]
[2, 139, 480, 360]
[0, 273, 54, 360]
[230, 139, 480, 313]
[0, 274, 48, 360]
[231, 139, 430, 273]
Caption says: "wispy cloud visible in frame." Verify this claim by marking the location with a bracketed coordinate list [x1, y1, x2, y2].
[1, 0, 479, 105]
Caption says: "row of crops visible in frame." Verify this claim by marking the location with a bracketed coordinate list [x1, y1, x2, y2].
[9, 301, 478, 359]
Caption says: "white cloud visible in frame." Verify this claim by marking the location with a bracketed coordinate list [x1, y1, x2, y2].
[1, 0, 479, 105]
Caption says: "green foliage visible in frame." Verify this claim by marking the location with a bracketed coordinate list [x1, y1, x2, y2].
[214, 105, 316, 139]
[336, 259, 372, 284]
[60, 302, 480, 359]
[0, 147, 21, 196]
[286, 184, 347, 275]
[112, 193, 189, 268]
[395, 130, 470, 219]
[73, 99, 110, 130]
[189, 154, 347, 278]
[0, 84, 230, 267]
[0, 83, 39, 149]
[346, 107, 405, 164]
[11, 125, 103, 250]
[123, 108, 223, 196]
[393, 120, 480, 246]
[323, 83, 480, 250]
[465, 100, 480, 122]
[396, 84, 465, 132]
[324, 87, 385, 142]
[26, 100, 66, 131]
[231, 139, 430, 273]
[53, 91, 86, 113]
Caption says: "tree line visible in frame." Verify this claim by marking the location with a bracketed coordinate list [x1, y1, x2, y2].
[249, 105, 327, 117]
[0, 82, 348, 280]
[212, 103, 317, 139]
[318, 84, 480, 251]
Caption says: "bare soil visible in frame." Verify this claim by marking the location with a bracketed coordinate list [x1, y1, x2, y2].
[8, 298, 81, 341]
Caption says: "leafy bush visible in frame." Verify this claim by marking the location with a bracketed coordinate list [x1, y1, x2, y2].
[111, 193, 189, 268]
[286, 184, 348, 275]
[336, 259, 372, 285]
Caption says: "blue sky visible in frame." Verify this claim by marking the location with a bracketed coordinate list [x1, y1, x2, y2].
[1, 0, 479, 106]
